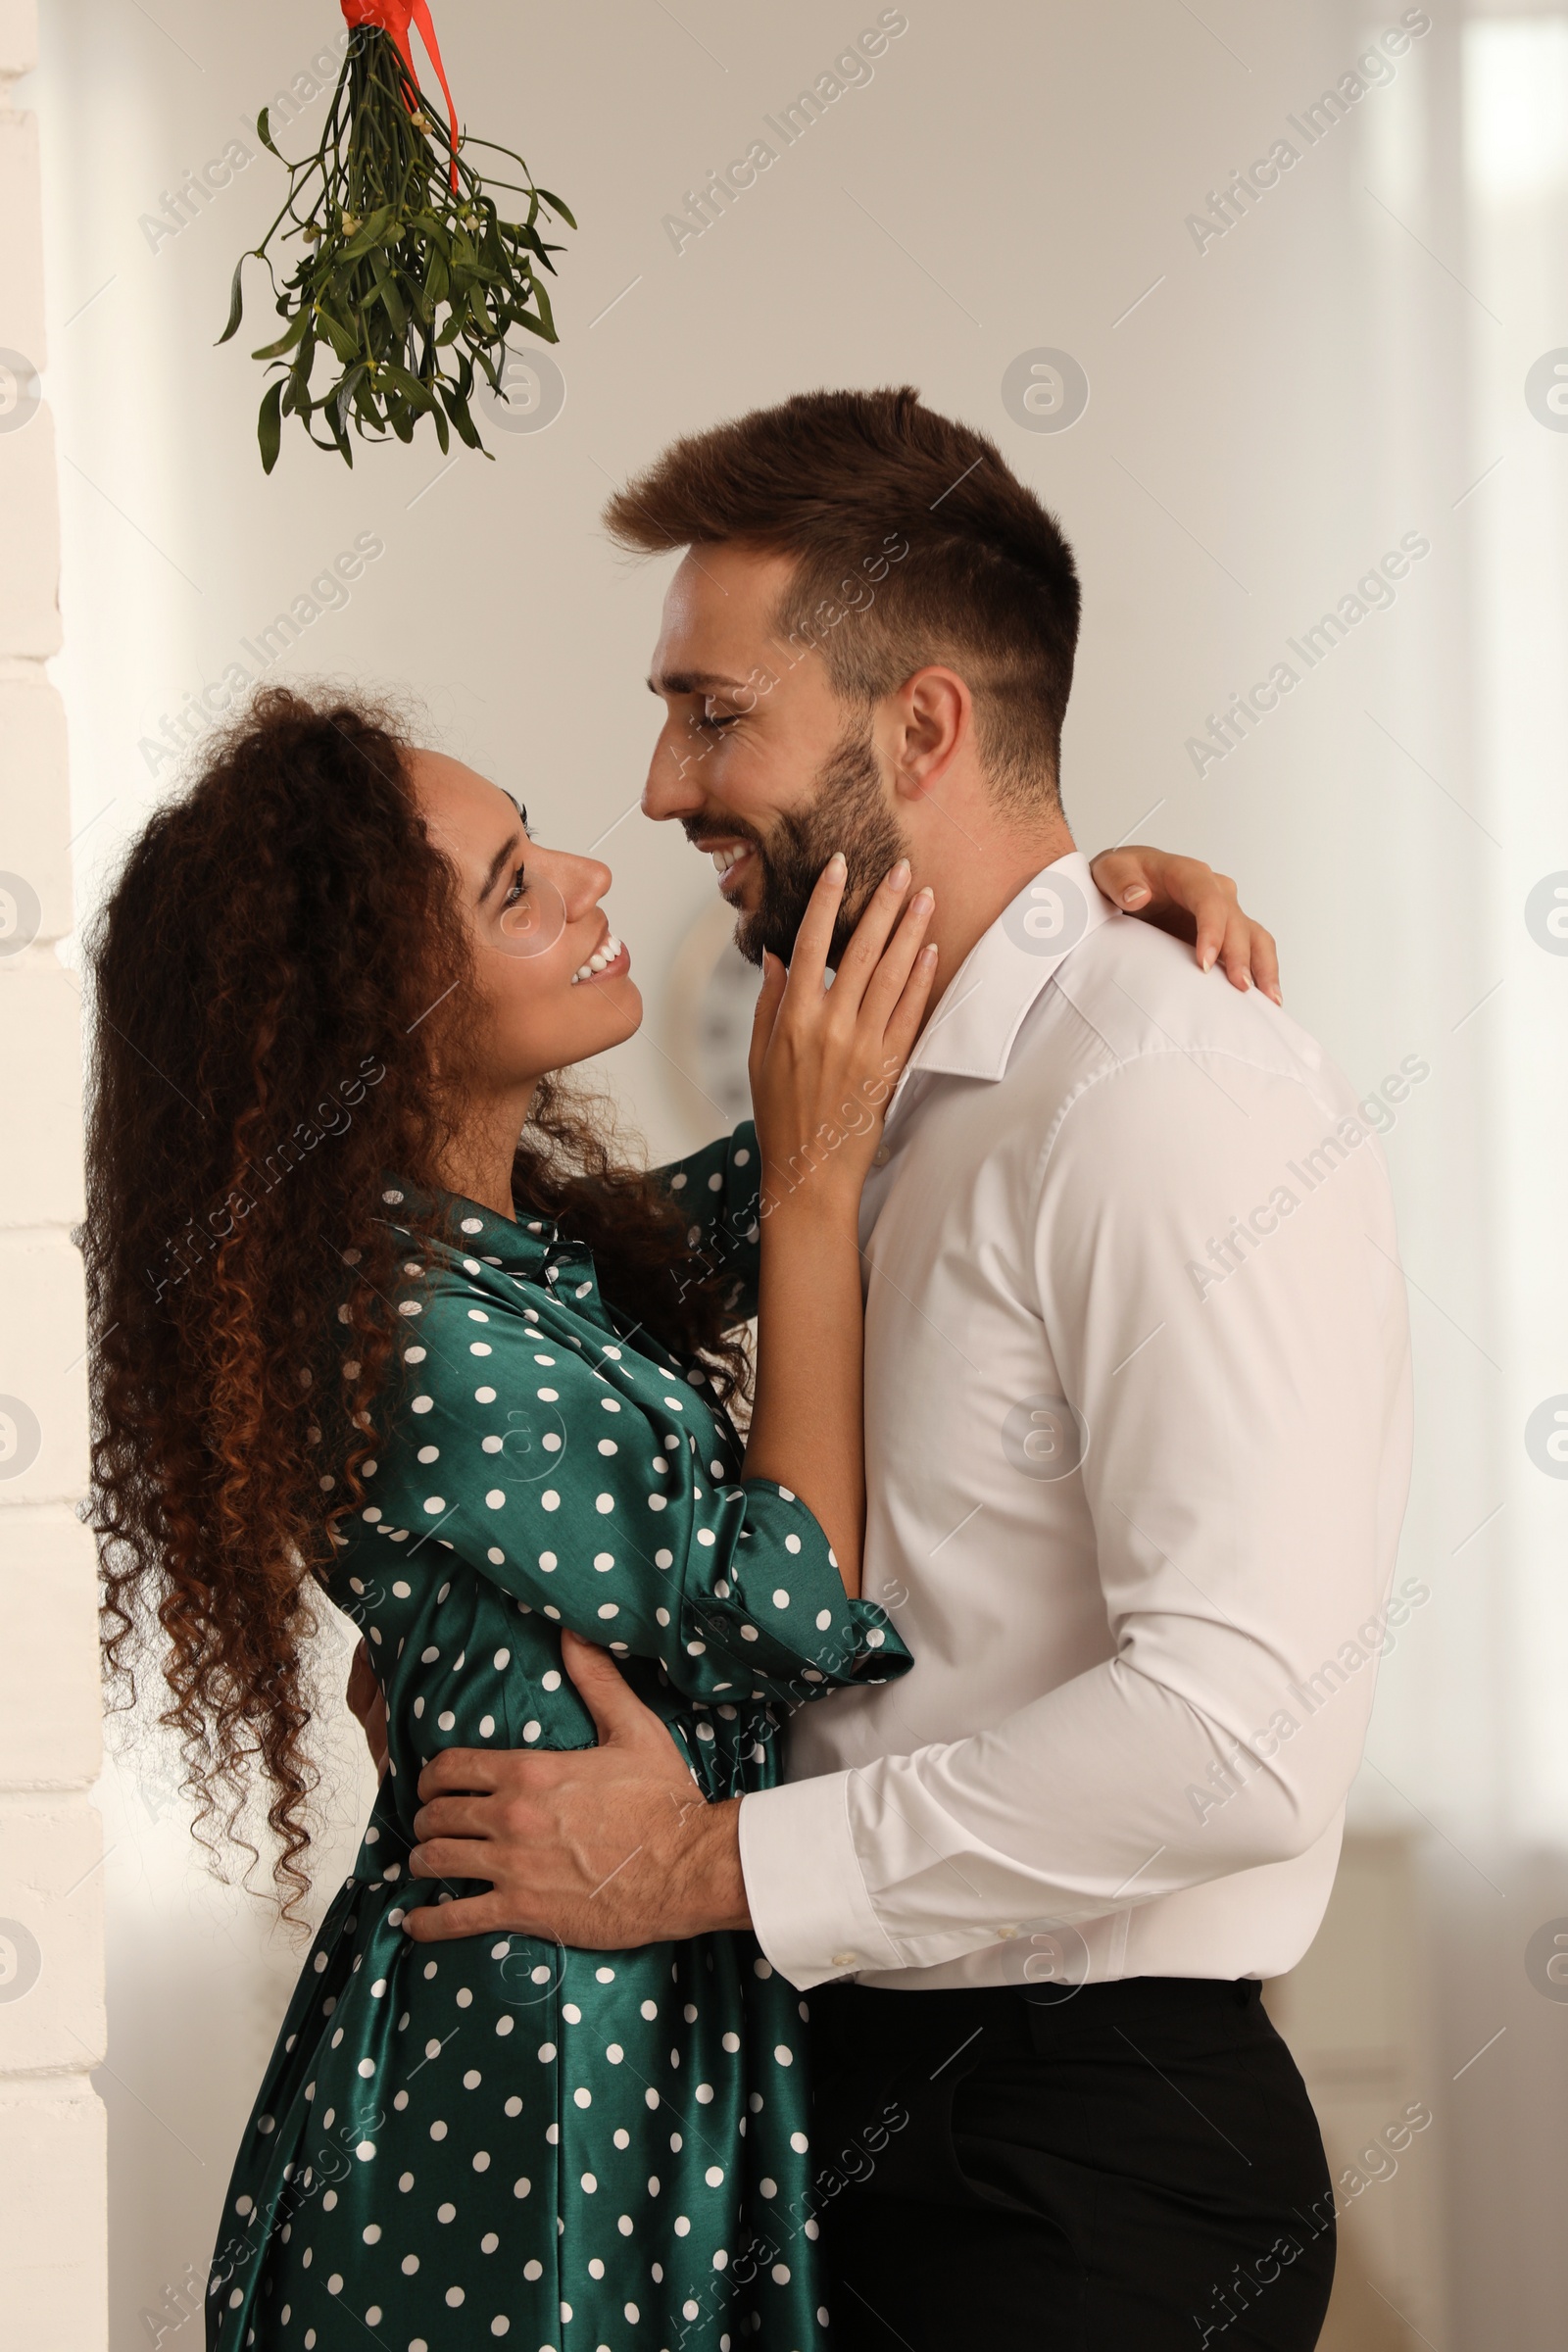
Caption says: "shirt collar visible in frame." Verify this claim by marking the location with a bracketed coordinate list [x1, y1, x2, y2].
[900, 850, 1117, 1090]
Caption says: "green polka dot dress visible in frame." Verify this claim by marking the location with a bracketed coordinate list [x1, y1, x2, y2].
[207, 1123, 910, 2352]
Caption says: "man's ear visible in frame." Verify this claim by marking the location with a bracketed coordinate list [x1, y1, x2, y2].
[888, 666, 972, 804]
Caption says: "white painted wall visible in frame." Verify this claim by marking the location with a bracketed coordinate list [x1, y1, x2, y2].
[0, 0, 105, 2340]
[13, 0, 1568, 2341]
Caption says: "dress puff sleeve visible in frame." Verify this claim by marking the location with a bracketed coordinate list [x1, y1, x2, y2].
[652, 1121, 763, 1325]
[371, 1245, 909, 1713]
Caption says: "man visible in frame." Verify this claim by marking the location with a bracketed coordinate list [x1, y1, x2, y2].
[404, 388, 1412, 2346]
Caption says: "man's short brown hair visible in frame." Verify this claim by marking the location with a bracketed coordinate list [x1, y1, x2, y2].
[602, 386, 1081, 810]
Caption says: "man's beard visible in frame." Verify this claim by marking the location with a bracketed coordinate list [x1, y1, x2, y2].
[724, 724, 910, 969]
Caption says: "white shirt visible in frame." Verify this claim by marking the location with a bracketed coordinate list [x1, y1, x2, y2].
[738, 852, 1413, 1992]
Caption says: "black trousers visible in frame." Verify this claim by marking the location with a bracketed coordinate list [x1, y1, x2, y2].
[808, 1976, 1335, 2351]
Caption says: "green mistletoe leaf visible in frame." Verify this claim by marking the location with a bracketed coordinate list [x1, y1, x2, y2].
[251, 309, 310, 363]
[217, 255, 248, 346]
[258, 379, 284, 474]
[222, 24, 572, 469]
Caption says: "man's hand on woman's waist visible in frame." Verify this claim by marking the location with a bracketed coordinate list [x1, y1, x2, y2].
[405, 1629, 752, 1946]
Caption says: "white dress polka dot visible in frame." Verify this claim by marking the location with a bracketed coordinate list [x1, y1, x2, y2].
[208, 1125, 908, 2352]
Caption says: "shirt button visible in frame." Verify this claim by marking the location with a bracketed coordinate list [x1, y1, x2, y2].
[872, 1145, 890, 1167]
[831, 1951, 858, 1968]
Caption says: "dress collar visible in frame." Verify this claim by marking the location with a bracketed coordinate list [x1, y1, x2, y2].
[899, 850, 1118, 1092]
[379, 1182, 567, 1277]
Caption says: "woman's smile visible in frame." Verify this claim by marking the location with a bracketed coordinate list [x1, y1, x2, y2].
[568, 927, 630, 986]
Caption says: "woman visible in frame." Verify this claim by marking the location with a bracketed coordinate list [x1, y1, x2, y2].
[85, 688, 1275, 2352]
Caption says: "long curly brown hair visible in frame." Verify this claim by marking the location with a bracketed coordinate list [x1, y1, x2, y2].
[86, 686, 748, 1915]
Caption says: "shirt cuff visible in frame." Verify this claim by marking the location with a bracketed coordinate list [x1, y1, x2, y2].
[738, 1771, 903, 1990]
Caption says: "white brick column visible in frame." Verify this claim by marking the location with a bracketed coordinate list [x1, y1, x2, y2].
[0, 0, 108, 2339]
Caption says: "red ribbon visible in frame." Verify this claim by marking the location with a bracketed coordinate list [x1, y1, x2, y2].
[340, 0, 461, 189]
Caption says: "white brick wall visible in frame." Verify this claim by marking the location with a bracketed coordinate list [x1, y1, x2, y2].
[0, 0, 108, 2338]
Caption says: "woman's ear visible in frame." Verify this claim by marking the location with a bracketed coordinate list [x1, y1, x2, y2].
[889, 666, 971, 804]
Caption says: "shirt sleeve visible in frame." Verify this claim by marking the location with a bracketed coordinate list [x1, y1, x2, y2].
[738, 1049, 1413, 1987]
[652, 1122, 763, 1324]
[377, 1265, 906, 1712]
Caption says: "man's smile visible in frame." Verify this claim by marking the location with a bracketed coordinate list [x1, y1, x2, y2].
[686, 828, 761, 901]
[709, 840, 758, 898]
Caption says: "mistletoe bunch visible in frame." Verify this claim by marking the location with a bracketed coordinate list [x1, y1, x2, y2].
[220, 21, 573, 469]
